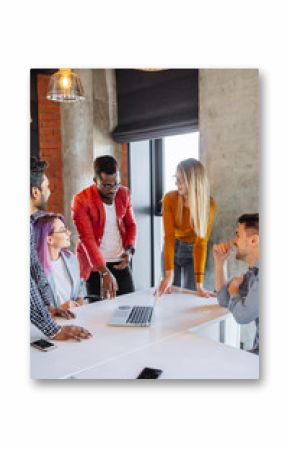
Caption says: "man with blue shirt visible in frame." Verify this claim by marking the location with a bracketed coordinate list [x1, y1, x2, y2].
[213, 213, 259, 354]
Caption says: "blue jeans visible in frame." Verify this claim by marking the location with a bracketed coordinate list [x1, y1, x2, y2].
[163, 240, 196, 291]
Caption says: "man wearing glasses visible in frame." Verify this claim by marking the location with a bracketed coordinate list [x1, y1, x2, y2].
[72, 156, 137, 300]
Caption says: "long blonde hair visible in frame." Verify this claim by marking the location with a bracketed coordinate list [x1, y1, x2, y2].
[176, 158, 210, 238]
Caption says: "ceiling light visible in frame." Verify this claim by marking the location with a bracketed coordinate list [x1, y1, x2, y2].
[47, 68, 85, 102]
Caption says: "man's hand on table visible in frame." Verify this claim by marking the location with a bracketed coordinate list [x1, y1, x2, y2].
[52, 325, 92, 342]
[100, 269, 118, 299]
[58, 298, 86, 310]
[48, 306, 76, 320]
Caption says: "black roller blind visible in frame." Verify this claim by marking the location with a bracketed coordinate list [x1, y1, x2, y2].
[112, 69, 198, 143]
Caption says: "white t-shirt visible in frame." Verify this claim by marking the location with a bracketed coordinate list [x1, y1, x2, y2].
[50, 256, 72, 305]
[100, 203, 124, 262]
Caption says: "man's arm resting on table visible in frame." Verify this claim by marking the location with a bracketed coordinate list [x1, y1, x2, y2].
[228, 279, 259, 324]
[52, 325, 92, 341]
[30, 277, 61, 338]
[31, 279, 92, 341]
[216, 284, 231, 307]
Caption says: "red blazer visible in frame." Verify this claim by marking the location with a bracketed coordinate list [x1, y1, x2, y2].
[71, 184, 137, 280]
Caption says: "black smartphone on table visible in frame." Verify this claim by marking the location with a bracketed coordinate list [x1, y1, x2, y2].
[84, 295, 102, 303]
[137, 367, 163, 379]
[31, 339, 56, 352]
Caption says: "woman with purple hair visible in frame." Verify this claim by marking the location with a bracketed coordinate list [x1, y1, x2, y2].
[33, 214, 86, 310]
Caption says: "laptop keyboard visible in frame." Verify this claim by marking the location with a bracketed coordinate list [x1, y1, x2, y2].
[126, 306, 153, 326]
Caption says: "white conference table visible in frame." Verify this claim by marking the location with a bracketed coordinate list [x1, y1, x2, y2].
[30, 289, 257, 380]
[74, 331, 259, 380]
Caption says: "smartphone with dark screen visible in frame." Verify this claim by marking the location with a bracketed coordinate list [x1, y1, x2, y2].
[137, 367, 163, 379]
[31, 339, 56, 352]
[84, 295, 102, 303]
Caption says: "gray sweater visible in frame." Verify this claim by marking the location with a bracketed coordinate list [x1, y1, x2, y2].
[217, 265, 259, 351]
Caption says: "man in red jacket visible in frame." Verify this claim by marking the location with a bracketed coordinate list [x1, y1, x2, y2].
[72, 156, 137, 300]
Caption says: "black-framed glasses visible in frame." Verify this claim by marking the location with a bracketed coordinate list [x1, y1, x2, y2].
[50, 227, 70, 235]
[99, 181, 120, 190]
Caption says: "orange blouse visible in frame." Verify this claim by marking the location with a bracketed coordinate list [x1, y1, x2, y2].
[162, 191, 216, 284]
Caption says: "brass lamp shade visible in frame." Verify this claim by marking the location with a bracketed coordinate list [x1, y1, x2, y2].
[46, 69, 85, 102]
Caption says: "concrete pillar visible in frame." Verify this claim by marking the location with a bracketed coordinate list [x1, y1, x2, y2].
[60, 69, 94, 247]
[92, 69, 122, 165]
[60, 69, 121, 247]
[199, 69, 259, 349]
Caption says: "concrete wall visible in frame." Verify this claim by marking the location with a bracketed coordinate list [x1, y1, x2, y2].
[59, 68, 259, 347]
[60, 69, 121, 247]
[92, 69, 122, 163]
[199, 69, 259, 348]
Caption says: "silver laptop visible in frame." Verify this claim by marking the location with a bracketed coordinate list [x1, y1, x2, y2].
[108, 304, 154, 327]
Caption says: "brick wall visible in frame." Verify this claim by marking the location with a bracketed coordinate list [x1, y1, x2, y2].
[37, 74, 64, 215]
[121, 144, 129, 187]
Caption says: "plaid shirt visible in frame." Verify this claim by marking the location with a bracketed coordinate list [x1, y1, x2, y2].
[30, 212, 61, 337]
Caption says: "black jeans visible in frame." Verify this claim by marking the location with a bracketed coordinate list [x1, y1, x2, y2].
[86, 263, 135, 302]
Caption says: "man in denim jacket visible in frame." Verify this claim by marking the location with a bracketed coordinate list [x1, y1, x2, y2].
[213, 214, 259, 354]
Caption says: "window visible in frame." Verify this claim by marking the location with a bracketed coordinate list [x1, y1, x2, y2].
[129, 132, 200, 286]
[163, 132, 199, 193]
[151, 132, 200, 217]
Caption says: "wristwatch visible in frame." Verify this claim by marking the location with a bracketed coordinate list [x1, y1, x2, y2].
[125, 246, 135, 256]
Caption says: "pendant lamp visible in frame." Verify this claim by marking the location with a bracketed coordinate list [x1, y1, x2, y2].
[46, 68, 85, 102]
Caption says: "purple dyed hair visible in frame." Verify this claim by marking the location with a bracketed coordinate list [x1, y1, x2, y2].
[33, 214, 70, 276]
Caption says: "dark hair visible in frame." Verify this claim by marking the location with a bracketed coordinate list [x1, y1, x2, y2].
[93, 156, 118, 177]
[238, 213, 259, 233]
[30, 157, 48, 194]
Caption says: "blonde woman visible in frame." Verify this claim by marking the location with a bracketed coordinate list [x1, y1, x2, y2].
[157, 158, 216, 297]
